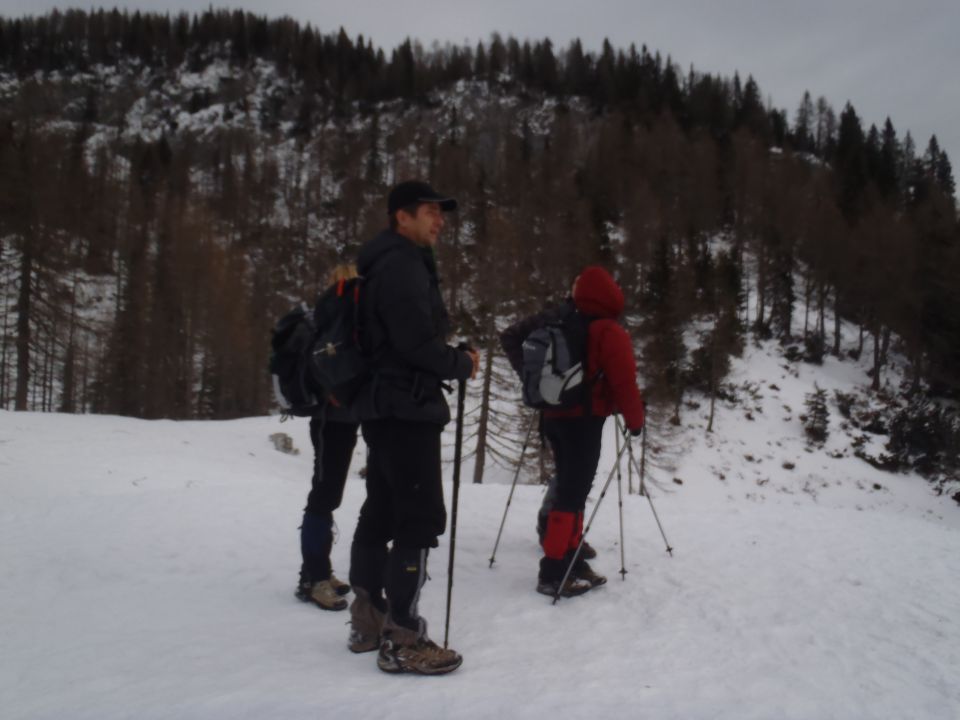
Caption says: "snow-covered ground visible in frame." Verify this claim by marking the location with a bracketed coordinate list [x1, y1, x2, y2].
[2, 340, 959, 719]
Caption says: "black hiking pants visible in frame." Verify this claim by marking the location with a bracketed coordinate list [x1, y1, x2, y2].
[538, 415, 606, 581]
[300, 415, 359, 582]
[349, 418, 446, 629]
[305, 415, 359, 516]
[543, 414, 606, 513]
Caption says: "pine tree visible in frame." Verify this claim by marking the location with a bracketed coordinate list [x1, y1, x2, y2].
[835, 103, 867, 220]
[935, 149, 955, 201]
[877, 118, 900, 202]
[803, 385, 829, 445]
[814, 96, 836, 156]
[794, 90, 814, 152]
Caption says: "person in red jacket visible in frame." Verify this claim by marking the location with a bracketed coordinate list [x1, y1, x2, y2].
[501, 265, 645, 597]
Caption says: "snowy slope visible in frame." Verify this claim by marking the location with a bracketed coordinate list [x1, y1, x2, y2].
[2, 348, 959, 719]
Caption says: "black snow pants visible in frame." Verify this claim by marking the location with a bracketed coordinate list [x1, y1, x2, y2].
[349, 418, 446, 629]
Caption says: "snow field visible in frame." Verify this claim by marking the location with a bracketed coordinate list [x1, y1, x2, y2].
[1, 410, 958, 719]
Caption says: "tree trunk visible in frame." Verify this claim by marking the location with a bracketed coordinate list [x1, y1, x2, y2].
[14, 243, 32, 410]
[871, 325, 881, 391]
[61, 270, 80, 413]
[817, 281, 826, 341]
[0, 296, 9, 408]
[43, 329, 54, 412]
[449, 216, 461, 316]
[755, 244, 766, 328]
[61, 343, 76, 413]
[80, 336, 90, 413]
[707, 373, 717, 433]
[706, 320, 717, 433]
[471, 338, 495, 484]
[740, 246, 750, 327]
[832, 286, 841, 357]
[909, 350, 922, 395]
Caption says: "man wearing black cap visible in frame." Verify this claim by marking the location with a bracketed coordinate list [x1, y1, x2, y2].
[347, 180, 479, 675]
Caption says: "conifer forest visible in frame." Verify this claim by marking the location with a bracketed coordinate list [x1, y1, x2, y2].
[1, 9, 958, 485]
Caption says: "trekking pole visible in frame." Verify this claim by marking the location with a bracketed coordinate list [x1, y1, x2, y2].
[615, 425, 627, 580]
[444, 378, 466, 649]
[489, 413, 537, 568]
[638, 417, 647, 497]
[617, 416, 673, 557]
[553, 437, 631, 605]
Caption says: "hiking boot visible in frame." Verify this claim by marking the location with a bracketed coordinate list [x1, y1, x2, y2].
[329, 573, 350, 596]
[536, 575, 593, 598]
[376, 619, 462, 676]
[348, 588, 386, 653]
[296, 579, 347, 611]
[580, 540, 597, 560]
[572, 559, 607, 587]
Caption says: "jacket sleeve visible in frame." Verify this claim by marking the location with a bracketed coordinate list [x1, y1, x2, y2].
[595, 321, 645, 431]
[376, 256, 473, 382]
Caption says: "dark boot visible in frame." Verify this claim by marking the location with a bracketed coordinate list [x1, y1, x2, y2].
[296, 513, 349, 608]
[377, 616, 462, 675]
[570, 556, 607, 587]
[296, 578, 348, 611]
[536, 556, 591, 598]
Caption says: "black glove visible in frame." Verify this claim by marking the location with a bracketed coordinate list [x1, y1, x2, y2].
[630, 425, 643, 437]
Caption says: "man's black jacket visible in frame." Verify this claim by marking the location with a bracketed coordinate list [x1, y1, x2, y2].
[355, 229, 473, 425]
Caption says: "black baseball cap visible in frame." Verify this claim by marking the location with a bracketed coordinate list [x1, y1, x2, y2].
[387, 180, 458, 215]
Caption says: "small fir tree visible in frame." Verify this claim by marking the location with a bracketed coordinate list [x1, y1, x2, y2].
[803, 385, 830, 446]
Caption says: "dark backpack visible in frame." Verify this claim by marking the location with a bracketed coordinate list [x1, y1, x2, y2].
[520, 305, 595, 410]
[269, 277, 369, 417]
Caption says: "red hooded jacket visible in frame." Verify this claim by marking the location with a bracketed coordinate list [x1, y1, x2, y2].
[542, 266, 645, 431]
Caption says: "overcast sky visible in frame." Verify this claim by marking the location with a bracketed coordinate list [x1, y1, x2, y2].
[4, 0, 958, 166]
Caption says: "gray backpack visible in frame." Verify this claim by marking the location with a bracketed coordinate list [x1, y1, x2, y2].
[520, 306, 594, 409]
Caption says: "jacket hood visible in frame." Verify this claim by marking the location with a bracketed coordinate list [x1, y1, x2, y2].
[573, 265, 624, 319]
[357, 229, 414, 275]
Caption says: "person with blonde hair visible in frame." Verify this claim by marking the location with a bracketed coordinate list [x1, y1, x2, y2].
[294, 263, 361, 611]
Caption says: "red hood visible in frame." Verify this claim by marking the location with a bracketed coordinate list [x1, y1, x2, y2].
[573, 266, 624, 319]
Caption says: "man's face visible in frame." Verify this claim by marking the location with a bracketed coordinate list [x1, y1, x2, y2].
[397, 202, 444, 247]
